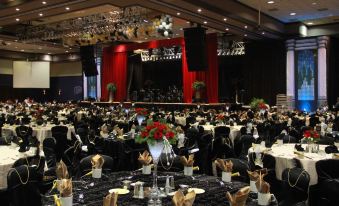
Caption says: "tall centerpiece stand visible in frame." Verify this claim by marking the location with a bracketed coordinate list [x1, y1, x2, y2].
[135, 119, 177, 206]
[303, 129, 320, 153]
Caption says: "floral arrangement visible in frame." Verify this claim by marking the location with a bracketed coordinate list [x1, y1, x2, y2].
[135, 120, 177, 145]
[106, 83, 117, 92]
[192, 81, 206, 90]
[135, 108, 148, 116]
[303, 129, 320, 142]
[258, 102, 268, 110]
[250, 98, 266, 110]
[216, 114, 225, 121]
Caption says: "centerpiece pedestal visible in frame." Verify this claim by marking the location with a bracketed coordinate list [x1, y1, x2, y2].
[148, 141, 164, 206]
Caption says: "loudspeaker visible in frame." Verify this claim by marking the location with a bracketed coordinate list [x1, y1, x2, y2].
[80, 46, 98, 76]
[184, 27, 207, 71]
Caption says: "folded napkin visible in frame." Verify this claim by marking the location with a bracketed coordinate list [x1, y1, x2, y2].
[180, 154, 194, 167]
[56, 160, 69, 179]
[247, 168, 268, 181]
[138, 150, 152, 165]
[91, 154, 105, 169]
[255, 172, 270, 193]
[295, 144, 305, 152]
[215, 159, 233, 172]
[176, 126, 184, 134]
[226, 186, 250, 206]
[60, 178, 72, 197]
[103, 192, 118, 206]
[325, 145, 339, 154]
[172, 190, 196, 206]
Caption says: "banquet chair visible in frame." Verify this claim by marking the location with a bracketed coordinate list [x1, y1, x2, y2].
[76, 127, 89, 145]
[236, 134, 255, 160]
[315, 159, 339, 205]
[195, 133, 213, 175]
[15, 125, 33, 152]
[62, 140, 83, 175]
[7, 165, 43, 206]
[79, 154, 113, 176]
[317, 136, 334, 145]
[21, 117, 31, 125]
[282, 135, 297, 144]
[51, 125, 70, 161]
[212, 137, 235, 159]
[279, 168, 310, 206]
[0, 135, 12, 145]
[12, 155, 46, 176]
[212, 158, 249, 183]
[43, 137, 57, 168]
[214, 126, 231, 144]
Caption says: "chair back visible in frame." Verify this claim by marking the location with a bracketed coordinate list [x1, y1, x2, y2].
[7, 165, 42, 206]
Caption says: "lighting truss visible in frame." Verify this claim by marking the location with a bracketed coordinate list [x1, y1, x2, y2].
[217, 41, 245, 56]
[139, 47, 182, 62]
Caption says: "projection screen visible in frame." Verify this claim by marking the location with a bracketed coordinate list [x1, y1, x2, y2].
[13, 61, 50, 88]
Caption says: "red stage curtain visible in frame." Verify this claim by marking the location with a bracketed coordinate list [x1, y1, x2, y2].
[101, 47, 114, 101]
[112, 52, 128, 102]
[101, 34, 218, 103]
[205, 33, 219, 103]
[181, 39, 196, 103]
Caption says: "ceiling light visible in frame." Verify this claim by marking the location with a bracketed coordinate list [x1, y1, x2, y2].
[14, 40, 18, 42]
[65, 50, 69, 53]
[177, 12, 180, 15]
[39, 13, 43, 16]
[244, 25, 248, 29]
[47, 53, 51, 55]
[244, 34, 247, 37]
[38, 47, 42, 49]
[267, 1, 274, 4]
[145, 37, 148, 40]
[307, 22, 314, 25]
[203, 21, 207, 24]
[15, 18, 20, 22]
[42, 1, 47, 4]
[20, 49, 24, 52]
[186, 21, 190, 24]
[290, 12, 296, 16]
[197, 8, 202, 12]
[15, 47, 18, 48]
[223, 18, 227, 21]
[65, 7, 70, 10]
[15, 8, 20, 11]
[262, 31, 265, 35]
[312, 2, 317, 5]
[175, 33, 179, 36]
[179, 28, 183, 30]
[225, 28, 229, 31]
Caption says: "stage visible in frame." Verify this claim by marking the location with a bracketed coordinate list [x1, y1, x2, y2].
[79, 101, 248, 111]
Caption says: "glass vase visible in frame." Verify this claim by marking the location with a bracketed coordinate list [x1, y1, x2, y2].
[137, 115, 145, 126]
[147, 140, 164, 206]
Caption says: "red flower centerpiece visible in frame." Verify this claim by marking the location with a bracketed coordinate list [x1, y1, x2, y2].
[258, 103, 268, 110]
[135, 119, 177, 204]
[135, 108, 148, 116]
[303, 129, 320, 143]
[216, 114, 225, 124]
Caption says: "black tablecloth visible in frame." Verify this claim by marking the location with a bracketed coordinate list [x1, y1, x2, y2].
[42, 171, 278, 206]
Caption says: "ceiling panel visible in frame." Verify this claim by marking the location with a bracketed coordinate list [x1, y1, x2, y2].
[237, 0, 339, 25]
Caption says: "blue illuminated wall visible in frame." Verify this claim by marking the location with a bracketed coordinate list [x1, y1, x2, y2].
[295, 49, 317, 112]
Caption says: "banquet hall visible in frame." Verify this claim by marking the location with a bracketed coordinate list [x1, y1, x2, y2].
[1, 0, 339, 206]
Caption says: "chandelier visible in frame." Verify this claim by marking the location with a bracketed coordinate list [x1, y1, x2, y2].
[16, 6, 174, 45]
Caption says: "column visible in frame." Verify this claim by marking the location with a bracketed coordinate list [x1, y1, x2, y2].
[317, 36, 328, 107]
[286, 39, 295, 109]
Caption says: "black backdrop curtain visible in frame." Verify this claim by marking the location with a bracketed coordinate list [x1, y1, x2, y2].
[218, 40, 286, 105]
[328, 37, 339, 108]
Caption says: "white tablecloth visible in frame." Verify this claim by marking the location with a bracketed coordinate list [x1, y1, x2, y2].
[0, 145, 44, 189]
[1, 124, 75, 143]
[175, 116, 206, 126]
[250, 144, 332, 185]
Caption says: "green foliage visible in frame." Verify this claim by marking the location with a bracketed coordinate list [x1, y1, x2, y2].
[250, 98, 266, 110]
[106, 83, 117, 92]
[192, 81, 206, 90]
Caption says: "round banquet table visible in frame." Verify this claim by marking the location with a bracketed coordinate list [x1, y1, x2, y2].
[0, 145, 43, 189]
[249, 144, 332, 185]
[1, 124, 75, 143]
[42, 171, 278, 206]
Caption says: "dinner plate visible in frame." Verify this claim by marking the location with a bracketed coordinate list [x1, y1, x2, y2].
[188, 188, 205, 194]
[109, 188, 130, 195]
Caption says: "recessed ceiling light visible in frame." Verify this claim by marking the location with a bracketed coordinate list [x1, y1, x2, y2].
[203, 21, 207, 24]
[15, 8, 20, 11]
[225, 28, 229, 31]
[39, 13, 43, 16]
[20, 49, 24, 52]
[145, 37, 148, 40]
[47, 52, 51, 55]
[290, 12, 296, 16]
[223, 18, 227, 21]
[186, 21, 190, 24]
[197, 8, 202, 12]
[38, 47, 42, 49]
[312, 2, 317, 5]
[177, 12, 180, 15]
[42, 1, 47, 4]
[175, 33, 179, 36]
[244, 25, 248, 29]
[65, 51, 69, 53]
[244, 34, 247, 37]
[307, 22, 314, 25]
[15, 18, 20, 22]
[14, 40, 18, 42]
[179, 28, 183, 30]
[65, 7, 70, 10]
[262, 31, 265, 35]
[15, 47, 18, 48]
[267, 1, 274, 4]
[7, 42, 11, 45]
